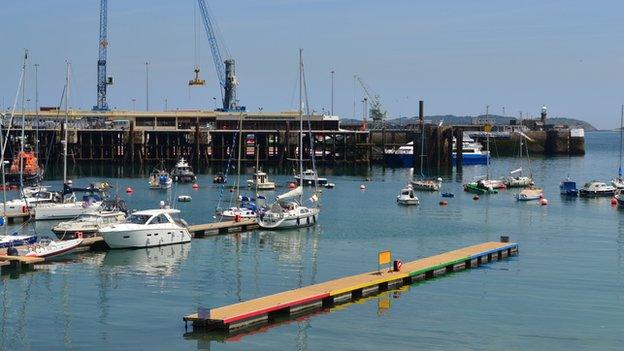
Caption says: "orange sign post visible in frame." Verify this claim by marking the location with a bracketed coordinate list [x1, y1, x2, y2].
[378, 250, 391, 273]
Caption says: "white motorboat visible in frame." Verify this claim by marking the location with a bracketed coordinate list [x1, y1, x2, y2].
[397, 186, 419, 205]
[505, 175, 533, 188]
[149, 168, 173, 189]
[52, 211, 127, 237]
[171, 158, 197, 183]
[2, 190, 60, 217]
[481, 178, 506, 189]
[579, 181, 616, 197]
[515, 187, 543, 201]
[295, 169, 328, 187]
[613, 177, 624, 189]
[20, 238, 83, 259]
[100, 208, 191, 249]
[34, 193, 103, 221]
[247, 171, 276, 190]
[411, 178, 442, 191]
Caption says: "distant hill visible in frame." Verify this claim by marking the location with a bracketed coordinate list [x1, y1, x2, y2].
[340, 114, 598, 131]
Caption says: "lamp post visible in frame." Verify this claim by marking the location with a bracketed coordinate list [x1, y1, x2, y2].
[330, 70, 335, 116]
[145, 62, 150, 111]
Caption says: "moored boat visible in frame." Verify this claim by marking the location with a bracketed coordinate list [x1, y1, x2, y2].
[247, 170, 276, 190]
[171, 158, 197, 183]
[464, 180, 499, 194]
[515, 187, 544, 201]
[579, 181, 616, 197]
[411, 178, 442, 191]
[20, 238, 83, 259]
[100, 208, 191, 249]
[4, 147, 43, 186]
[149, 168, 173, 189]
[52, 200, 127, 237]
[397, 185, 419, 205]
[560, 178, 579, 196]
[0, 234, 37, 249]
[615, 190, 624, 208]
[295, 169, 328, 187]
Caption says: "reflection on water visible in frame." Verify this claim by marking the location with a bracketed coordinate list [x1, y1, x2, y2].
[102, 244, 191, 277]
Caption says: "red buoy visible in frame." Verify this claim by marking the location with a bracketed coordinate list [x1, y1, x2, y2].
[611, 197, 618, 205]
[288, 182, 296, 189]
[439, 200, 448, 206]
[125, 187, 133, 194]
[540, 198, 548, 206]
[192, 183, 199, 190]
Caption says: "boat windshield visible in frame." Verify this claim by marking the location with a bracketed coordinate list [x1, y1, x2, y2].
[124, 214, 151, 224]
[76, 214, 99, 222]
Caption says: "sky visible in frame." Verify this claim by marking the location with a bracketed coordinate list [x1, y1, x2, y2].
[1, 0, 624, 129]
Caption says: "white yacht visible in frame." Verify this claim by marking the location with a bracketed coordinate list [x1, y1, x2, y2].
[2, 190, 59, 217]
[247, 170, 276, 190]
[258, 187, 319, 229]
[220, 206, 258, 220]
[100, 208, 191, 249]
[397, 185, 419, 205]
[294, 169, 328, 187]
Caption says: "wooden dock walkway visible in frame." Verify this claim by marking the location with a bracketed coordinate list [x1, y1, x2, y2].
[184, 239, 518, 333]
[0, 255, 44, 273]
[189, 219, 259, 238]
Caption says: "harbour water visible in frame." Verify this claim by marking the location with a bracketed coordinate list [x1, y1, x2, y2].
[1, 132, 623, 350]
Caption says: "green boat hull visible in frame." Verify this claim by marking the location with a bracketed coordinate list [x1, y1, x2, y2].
[464, 182, 498, 194]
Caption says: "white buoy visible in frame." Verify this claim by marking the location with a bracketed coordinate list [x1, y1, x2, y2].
[360, 184, 366, 190]
[540, 198, 548, 206]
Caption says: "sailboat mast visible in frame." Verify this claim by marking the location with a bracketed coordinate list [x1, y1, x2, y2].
[485, 105, 490, 180]
[236, 112, 243, 199]
[298, 49, 304, 203]
[63, 62, 70, 184]
[255, 144, 259, 196]
[618, 105, 624, 179]
[0, 116, 7, 236]
[20, 50, 27, 190]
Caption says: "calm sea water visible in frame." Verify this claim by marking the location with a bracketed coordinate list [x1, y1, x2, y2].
[2, 132, 623, 350]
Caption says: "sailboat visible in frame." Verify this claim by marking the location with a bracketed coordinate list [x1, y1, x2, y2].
[612, 105, 624, 189]
[34, 63, 103, 221]
[504, 131, 534, 187]
[258, 49, 320, 230]
[0, 50, 38, 248]
[411, 122, 442, 191]
[464, 117, 501, 194]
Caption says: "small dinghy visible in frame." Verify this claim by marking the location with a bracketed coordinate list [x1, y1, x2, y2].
[515, 187, 544, 201]
[441, 192, 455, 198]
[21, 238, 83, 259]
[177, 195, 192, 202]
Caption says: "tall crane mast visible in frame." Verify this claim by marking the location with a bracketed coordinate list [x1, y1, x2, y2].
[196, 0, 244, 112]
[354, 75, 386, 127]
[93, 0, 112, 111]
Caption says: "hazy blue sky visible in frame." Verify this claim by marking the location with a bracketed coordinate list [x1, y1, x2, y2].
[1, 0, 623, 129]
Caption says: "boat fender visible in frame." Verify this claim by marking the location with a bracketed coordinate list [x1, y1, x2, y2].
[393, 260, 402, 271]
[76, 231, 83, 239]
[21, 205, 27, 213]
[234, 214, 241, 223]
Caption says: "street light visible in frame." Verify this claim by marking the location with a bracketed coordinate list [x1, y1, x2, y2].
[145, 62, 150, 111]
[330, 70, 335, 116]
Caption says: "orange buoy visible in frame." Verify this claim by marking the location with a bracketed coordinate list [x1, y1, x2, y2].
[611, 197, 618, 205]
[192, 183, 199, 189]
[473, 195, 480, 200]
[439, 200, 448, 206]
[125, 187, 133, 193]
[540, 198, 548, 206]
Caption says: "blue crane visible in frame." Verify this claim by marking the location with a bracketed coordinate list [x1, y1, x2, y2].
[93, 0, 112, 111]
[196, 0, 244, 112]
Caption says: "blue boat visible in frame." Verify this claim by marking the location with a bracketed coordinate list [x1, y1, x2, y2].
[0, 233, 38, 249]
[384, 139, 490, 167]
[441, 192, 455, 198]
[560, 178, 579, 196]
[383, 142, 414, 167]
